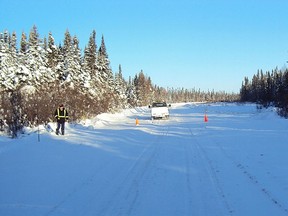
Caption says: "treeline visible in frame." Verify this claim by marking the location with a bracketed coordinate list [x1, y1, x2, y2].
[0, 26, 237, 137]
[240, 67, 288, 117]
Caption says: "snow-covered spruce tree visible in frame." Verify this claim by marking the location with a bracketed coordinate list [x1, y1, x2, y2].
[18, 32, 28, 68]
[46, 32, 59, 75]
[114, 64, 128, 109]
[97, 35, 116, 112]
[61, 29, 73, 83]
[126, 76, 137, 107]
[83, 30, 97, 92]
[0, 31, 25, 137]
[80, 30, 104, 117]
[25, 25, 47, 85]
[70, 36, 84, 88]
[0, 31, 19, 90]
[81, 33, 94, 99]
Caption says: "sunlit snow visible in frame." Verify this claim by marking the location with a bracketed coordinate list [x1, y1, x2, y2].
[0, 103, 288, 216]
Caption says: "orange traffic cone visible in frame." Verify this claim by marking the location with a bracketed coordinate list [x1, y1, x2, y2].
[204, 114, 208, 122]
[136, 118, 139, 126]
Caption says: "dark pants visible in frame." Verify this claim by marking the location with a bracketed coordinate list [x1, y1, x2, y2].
[56, 121, 65, 135]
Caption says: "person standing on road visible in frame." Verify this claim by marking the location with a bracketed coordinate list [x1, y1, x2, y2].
[54, 104, 69, 135]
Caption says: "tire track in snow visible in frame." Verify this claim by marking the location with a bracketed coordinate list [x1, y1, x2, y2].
[211, 138, 288, 215]
[183, 132, 202, 215]
[46, 123, 170, 216]
[187, 126, 234, 216]
[97, 125, 170, 216]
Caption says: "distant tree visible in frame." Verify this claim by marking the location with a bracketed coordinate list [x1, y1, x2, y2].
[240, 77, 250, 102]
[114, 64, 128, 108]
[126, 76, 137, 107]
[133, 70, 153, 106]
[240, 67, 288, 117]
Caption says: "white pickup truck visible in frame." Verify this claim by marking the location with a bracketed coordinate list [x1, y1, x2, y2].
[149, 102, 170, 119]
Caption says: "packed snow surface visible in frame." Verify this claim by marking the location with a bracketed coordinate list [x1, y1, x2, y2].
[1, 102, 288, 216]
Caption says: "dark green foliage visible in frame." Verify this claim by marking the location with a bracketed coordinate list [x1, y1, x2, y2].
[240, 67, 288, 117]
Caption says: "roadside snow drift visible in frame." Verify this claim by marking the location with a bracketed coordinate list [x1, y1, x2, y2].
[1, 103, 288, 216]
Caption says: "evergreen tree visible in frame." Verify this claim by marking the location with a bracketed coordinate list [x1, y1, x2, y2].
[0, 31, 25, 137]
[85, 30, 97, 75]
[240, 67, 288, 117]
[126, 76, 137, 107]
[133, 70, 153, 106]
[46, 32, 59, 72]
[61, 29, 79, 85]
[26, 25, 47, 86]
[20, 32, 28, 54]
[0, 31, 17, 91]
[83, 30, 97, 95]
[114, 64, 128, 108]
[98, 35, 114, 88]
[240, 77, 250, 102]
[70, 36, 83, 88]
[97, 35, 115, 110]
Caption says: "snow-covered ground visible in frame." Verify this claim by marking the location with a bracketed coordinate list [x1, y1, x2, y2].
[1, 102, 288, 216]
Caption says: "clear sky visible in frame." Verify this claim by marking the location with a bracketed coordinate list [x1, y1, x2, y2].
[1, 0, 288, 92]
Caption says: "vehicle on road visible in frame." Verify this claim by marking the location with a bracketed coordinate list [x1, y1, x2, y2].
[149, 102, 170, 119]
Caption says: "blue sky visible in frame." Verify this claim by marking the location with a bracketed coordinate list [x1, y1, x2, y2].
[1, 0, 288, 92]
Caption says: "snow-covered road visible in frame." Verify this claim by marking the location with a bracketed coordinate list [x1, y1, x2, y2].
[1, 103, 288, 216]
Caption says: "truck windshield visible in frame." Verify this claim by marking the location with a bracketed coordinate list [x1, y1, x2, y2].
[152, 102, 167, 107]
